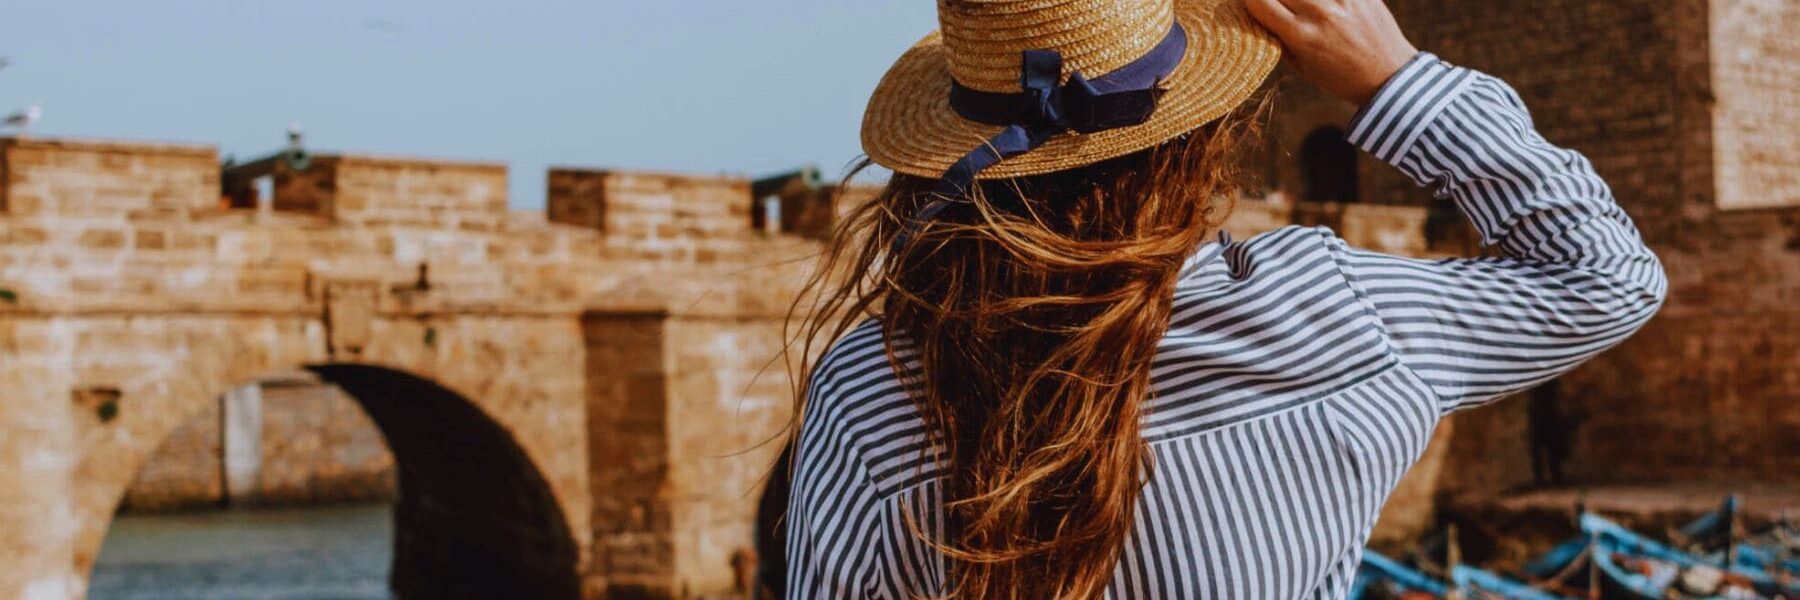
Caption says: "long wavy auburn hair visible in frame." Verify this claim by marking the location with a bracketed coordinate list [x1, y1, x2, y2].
[787, 95, 1269, 599]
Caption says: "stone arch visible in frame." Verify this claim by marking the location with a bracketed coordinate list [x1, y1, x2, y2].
[1299, 126, 1359, 202]
[308, 364, 580, 599]
[85, 361, 581, 600]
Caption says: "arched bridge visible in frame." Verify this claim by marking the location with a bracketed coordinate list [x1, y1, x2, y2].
[0, 136, 838, 599]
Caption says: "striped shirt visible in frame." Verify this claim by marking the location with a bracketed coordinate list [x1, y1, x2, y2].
[786, 53, 1667, 599]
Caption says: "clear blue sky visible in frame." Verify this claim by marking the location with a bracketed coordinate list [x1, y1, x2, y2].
[0, 0, 936, 209]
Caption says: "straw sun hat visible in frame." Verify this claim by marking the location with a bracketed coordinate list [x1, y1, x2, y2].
[862, 0, 1281, 185]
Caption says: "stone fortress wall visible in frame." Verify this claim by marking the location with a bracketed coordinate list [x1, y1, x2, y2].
[1260, 0, 1800, 505]
[1388, 0, 1800, 496]
[0, 135, 829, 599]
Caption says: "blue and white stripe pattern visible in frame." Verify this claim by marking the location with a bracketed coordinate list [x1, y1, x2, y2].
[787, 54, 1666, 599]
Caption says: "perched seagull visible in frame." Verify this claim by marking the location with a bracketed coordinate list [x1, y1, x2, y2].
[4, 103, 41, 135]
[287, 122, 304, 151]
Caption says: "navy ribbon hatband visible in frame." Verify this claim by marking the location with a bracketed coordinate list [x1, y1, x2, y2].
[897, 22, 1189, 250]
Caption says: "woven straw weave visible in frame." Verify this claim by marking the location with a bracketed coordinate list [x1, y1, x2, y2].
[862, 0, 1280, 179]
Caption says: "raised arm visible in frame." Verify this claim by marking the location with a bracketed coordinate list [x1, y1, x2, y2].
[1247, 0, 1667, 413]
[1335, 54, 1666, 411]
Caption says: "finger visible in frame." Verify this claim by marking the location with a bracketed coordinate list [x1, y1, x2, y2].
[1244, 0, 1301, 36]
[1293, 0, 1346, 18]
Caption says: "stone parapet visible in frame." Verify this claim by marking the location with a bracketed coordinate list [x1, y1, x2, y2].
[549, 168, 757, 264]
[1, 136, 218, 217]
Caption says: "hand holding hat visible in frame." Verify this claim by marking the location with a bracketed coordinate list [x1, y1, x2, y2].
[1245, 0, 1420, 106]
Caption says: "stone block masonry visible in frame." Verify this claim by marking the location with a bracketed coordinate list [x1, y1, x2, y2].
[0, 134, 823, 599]
[254, 381, 397, 505]
[1250, 0, 1797, 542]
[115, 399, 224, 512]
[549, 168, 758, 265]
[117, 378, 400, 512]
[1371, 0, 1800, 497]
[1711, 0, 1800, 210]
[580, 312, 795, 598]
[331, 156, 508, 226]
[0, 138, 218, 217]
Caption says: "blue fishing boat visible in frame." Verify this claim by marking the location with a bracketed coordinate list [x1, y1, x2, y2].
[1351, 549, 1576, 600]
[1529, 513, 1796, 599]
[1670, 495, 1800, 577]
[1350, 550, 1449, 599]
[1595, 513, 1772, 599]
[1450, 564, 1575, 600]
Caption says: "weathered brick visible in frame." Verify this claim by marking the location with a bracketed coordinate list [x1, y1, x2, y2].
[76, 229, 126, 250]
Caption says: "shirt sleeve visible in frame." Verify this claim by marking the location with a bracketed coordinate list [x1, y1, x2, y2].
[785, 379, 887, 598]
[1332, 53, 1668, 414]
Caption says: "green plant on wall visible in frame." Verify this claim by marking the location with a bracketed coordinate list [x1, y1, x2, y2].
[75, 387, 123, 424]
[96, 398, 120, 423]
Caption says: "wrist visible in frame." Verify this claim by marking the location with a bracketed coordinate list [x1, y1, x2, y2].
[1354, 44, 1422, 106]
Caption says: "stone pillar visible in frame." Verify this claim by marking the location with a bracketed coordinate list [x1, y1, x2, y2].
[583, 312, 676, 597]
[661, 315, 792, 598]
[0, 382, 82, 600]
[220, 384, 263, 506]
[582, 310, 793, 599]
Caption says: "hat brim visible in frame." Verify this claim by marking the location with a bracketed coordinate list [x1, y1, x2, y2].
[862, 0, 1281, 180]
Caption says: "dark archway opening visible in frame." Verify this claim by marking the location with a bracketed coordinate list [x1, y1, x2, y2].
[1299, 126, 1359, 203]
[93, 366, 578, 600]
[308, 365, 580, 600]
[753, 440, 795, 599]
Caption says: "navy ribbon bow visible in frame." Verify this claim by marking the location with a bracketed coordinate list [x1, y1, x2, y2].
[898, 23, 1189, 250]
